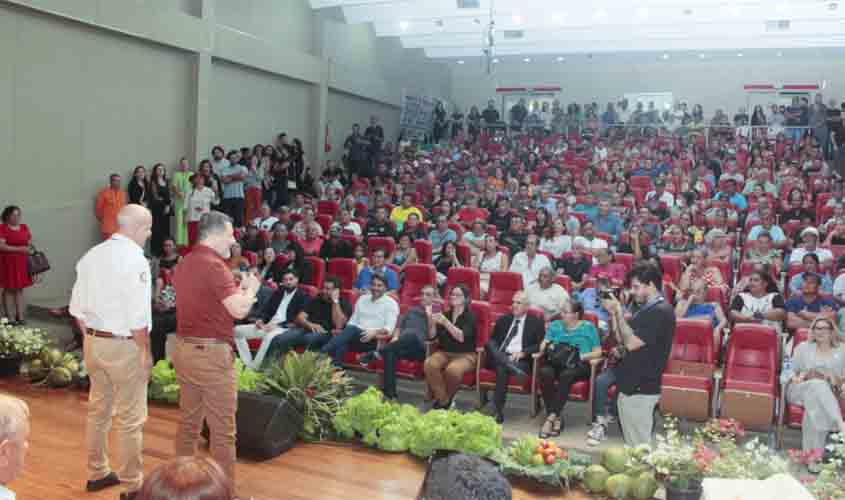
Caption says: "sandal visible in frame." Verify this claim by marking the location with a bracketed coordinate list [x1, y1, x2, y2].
[539, 414, 557, 438]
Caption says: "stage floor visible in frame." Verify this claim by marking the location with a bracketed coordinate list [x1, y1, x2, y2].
[1, 380, 590, 500]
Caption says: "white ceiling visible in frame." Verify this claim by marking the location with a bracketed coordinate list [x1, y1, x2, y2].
[309, 0, 845, 60]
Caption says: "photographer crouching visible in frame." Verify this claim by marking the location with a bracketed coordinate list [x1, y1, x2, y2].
[600, 262, 675, 446]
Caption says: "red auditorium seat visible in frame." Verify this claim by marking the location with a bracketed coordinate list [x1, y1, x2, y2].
[414, 239, 433, 265]
[614, 252, 634, 277]
[317, 200, 340, 218]
[456, 242, 472, 267]
[303, 256, 325, 289]
[719, 323, 779, 432]
[367, 236, 396, 260]
[660, 319, 717, 422]
[444, 267, 482, 300]
[555, 275, 572, 294]
[327, 258, 358, 290]
[487, 272, 524, 318]
[315, 214, 333, 234]
[399, 264, 437, 306]
[660, 254, 684, 285]
[299, 284, 318, 298]
[243, 251, 258, 267]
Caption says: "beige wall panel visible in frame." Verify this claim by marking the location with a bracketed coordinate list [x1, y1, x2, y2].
[327, 90, 399, 165]
[214, 0, 314, 56]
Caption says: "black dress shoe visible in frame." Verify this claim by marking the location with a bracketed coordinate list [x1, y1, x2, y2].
[120, 491, 138, 500]
[86, 472, 120, 492]
[495, 411, 505, 424]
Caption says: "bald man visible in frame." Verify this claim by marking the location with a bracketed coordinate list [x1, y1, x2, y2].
[70, 204, 153, 500]
[0, 395, 30, 499]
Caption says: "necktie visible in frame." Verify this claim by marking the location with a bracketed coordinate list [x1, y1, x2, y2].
[500, 318, 521, 352]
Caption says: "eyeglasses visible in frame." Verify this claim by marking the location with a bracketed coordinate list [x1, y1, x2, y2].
[814, 326, 834, 332]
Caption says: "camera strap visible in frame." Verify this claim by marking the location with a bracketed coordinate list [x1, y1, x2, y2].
[632, 294, 665, 321]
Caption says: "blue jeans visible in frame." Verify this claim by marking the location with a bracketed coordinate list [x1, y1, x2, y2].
[379, 333, 426, 399]
[265, 328, 331, 365]
[592, 367, 619, 420]
[320, 325, 376, 367]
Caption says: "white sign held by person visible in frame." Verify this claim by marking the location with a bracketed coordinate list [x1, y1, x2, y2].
[400, 91, 437, 140]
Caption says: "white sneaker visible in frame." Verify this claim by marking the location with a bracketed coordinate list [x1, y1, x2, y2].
[586, 422, 607, 447]
[606, 415, 617, 425]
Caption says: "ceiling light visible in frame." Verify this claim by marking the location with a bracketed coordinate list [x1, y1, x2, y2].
[661, 53, 669, 60]
[399, 20, 410, 31]
[512, 14, 523, 25]
[594, 9, 607, 20]
[698, 53, 706, 59]
[726, 5, 741, 17]
[556, 56, 565, 62]
[523, 57, 532, 62]
[456, 60, 465, 64]
[636, 7, 649, 20]
[737, 52, 744, 57]
[777, 51, 783, 56]
[492, 58, 499, 63]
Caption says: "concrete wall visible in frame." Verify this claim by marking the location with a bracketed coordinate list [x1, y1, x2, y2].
[327, 90, 400, 165]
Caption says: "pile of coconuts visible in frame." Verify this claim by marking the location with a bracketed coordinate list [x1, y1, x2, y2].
[19, 347, 84, 388]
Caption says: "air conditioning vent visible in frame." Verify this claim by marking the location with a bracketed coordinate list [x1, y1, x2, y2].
[765, 19, 791, 32]
[503, 30, 524, 39]
[457, 0, 480, 9]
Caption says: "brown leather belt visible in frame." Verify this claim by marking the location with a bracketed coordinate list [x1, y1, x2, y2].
[178, 336, 234, 350]
[87, 329, 133, 340]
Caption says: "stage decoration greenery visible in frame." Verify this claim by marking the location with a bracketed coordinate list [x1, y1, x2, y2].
[149, 359, 264, 405]
[789, 432, 845, 500]
[259, 351, 354, 442]
[0, 318, 49, 359]
[490, 435, 592, 489]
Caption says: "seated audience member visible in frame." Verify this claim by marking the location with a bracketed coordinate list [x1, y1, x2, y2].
[509, 235, 552, 288]
[560, 242, 592, 291]
[481, 291, 543, 423]
[417, 452, 512, 500]
[790, 227, 834, 267]
[137, 457, 232, 500]
[291, 207, 323, 239]
[573, 221, 609, 263]
[390, 233, 418, 271]
[588, 248, 626, 285]
[265, 277, 352, 361]
[330, 209, 361, 237]
[790, 253, 834, 296]
[714, 179, 748, 211]
[823, 215, 845, 244]
[538, 301, 602, 438]
[678, 247, 725, 292]
[474, 235, 509, 294]
[151, 268, 177, 363]
[675, 279, 728, 346]
[786, 317, 845, 452]
[390, 193, 423, 232]
[239, 223, 266, 254]
[659, 224, 693, 255]
[524, 267, 570, 320]
[253, 203, 278, 232]
[352, 242, 369, 273]
[157, 238, 181, 271]
[435, 241, 464, 287]
[359, 285, 438, 400]
[747, 211, 789, 249]
[461, 220, 487, 257]
[428, 215, 457, 259]
[400, 213, 427, 241]
[703, 228, 732, 263]
[321, 273, 398, 367]
[456, 193, 487, 226]
[365, 206, 395, 239]
[319, 226, 354, 261]
[0, 395, 30, 498]
[617, 224, 652, 261]
[786, 273, 837, 331]
[299, 224, 324, 257]
[730, 270, 787, 337]
[577, 276, 614, 332]
[225, 242, 250, 273]
[354, 248, 399, 292]
[424, 284, 477, 409]
[500, 215, 529, 257]
[233, 270, 308, 369]
[644, 179, 675, 209]
[539, 219, 572, 263]
[591, 201, 624, 244]
[744, 232, 783, 274]
[488, 198, 513, 233]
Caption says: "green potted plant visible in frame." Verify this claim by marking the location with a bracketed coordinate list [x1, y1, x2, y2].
[643, 417, 712, 500]
[0, 318, 49, 376]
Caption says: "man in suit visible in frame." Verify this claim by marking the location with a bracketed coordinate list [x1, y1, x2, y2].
[482, 291, 544, 423]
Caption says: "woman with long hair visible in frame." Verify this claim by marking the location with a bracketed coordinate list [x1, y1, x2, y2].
[786, 317, 845, 451]
[148, 163, 172, 256]
[170, 157, 193, 247]
[184, 172, 216, 247]
[729, 269, 786, 335]
[128, 165, 149, 207]
[474, 235, 509, 295]
[244, 153, 264, 224]
[0, 206, 33, 324]
[435, 240, 463, 288]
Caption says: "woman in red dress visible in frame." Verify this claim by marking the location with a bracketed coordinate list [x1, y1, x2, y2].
[0, 206, 33, 324]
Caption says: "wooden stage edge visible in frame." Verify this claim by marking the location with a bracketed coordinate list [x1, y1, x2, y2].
[1, 380, 590, 500]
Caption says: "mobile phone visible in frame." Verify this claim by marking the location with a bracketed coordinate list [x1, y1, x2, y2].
[431, 303, 443, 314]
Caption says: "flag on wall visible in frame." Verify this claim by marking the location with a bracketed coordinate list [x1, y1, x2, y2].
[325, 123, 331, 153]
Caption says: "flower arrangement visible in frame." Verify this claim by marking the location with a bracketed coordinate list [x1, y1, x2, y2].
[790, 433, 845, 499]
[694, 418, 746, 444]
[642, 416, 707, 490]
[703, 437, 788, 480]
[0, 318, 49, 359]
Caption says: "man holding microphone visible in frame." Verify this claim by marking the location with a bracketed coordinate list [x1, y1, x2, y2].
[70, 204, 153, 500]
[172, 211, 260, 494]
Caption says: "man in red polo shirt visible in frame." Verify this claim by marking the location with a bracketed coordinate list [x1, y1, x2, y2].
[456, 193, 488, 227]
[172, 211, 260, 492]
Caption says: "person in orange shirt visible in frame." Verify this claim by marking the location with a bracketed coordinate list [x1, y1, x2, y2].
[95, 174, 127, 240]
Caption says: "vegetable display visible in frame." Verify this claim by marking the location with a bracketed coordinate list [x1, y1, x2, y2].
[20, 348, 85, 388]
[149, 359, 264, 404]
[490, 435, 591, 488]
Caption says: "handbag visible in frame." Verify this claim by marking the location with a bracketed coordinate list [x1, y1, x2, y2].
[27, 246, 50, 277]
[544, 342, 582, 371]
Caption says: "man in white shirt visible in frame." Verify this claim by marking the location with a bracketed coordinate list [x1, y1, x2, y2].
[233, 270, 308, 369]
[0, 395, 29, 500]
[321, 274, 399, 367]
[69, 204, 153, 498]
[573, 221, 609, 264]
[210, 145, 229, 176]
[524, 267, 570, 320]
[509, 235, 552, 288]
[789, 227, 834, 267]
[253, 203, 279, 232]
[644, 179, 675, 209]
[330, 209, 362, 237]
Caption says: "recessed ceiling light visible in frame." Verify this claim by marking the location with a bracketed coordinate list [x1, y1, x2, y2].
[661, 53, 669, 60]
[777, 51, 783, 56]
[492, 58, 500, 63]
[737, 52, 744, 57]
[556, 56, 565, 62]
[399, 20, 410, 31]
[523, 57, 532, 62]
[698, 53, 706, 59]
[512, 14, 523, 25]
[594, 9, 607, 20]
[456, 60, 465, 64]
[636, 7, 649, 20]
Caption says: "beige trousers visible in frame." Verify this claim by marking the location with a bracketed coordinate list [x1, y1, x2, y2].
[424, 351, 477, 405]
[84, 335, 148, 493]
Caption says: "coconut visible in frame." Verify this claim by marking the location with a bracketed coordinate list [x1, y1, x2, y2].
[64, 360, 80, 374]
[582, 464, 610, 493]
[28, 359, 47, 381]
[605, 473, 633, 500]
[631, 471, 659, 499]
[48, 348, 64, 367]
[47, 367, 73, 387]
[602, 446, 630, 474]
[39, 349, 52, 367]
[19, 361, 31, 378]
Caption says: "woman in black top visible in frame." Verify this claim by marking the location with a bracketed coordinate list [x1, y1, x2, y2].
[291, 138, 305, 187]
[424, 284, 478, 409]
[434, 241, 463, 287]
[148, 163, 172, 256]
[158, 238, 181, 271]
[782, 188, 813, 223]
[128, 165, 149, 206]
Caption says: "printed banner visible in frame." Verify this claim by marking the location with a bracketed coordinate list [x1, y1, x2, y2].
[399, 91, 437, 140]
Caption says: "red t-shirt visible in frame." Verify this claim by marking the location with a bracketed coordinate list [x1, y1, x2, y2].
[173, 245, 240, 342]
[457, 208, 487, 225]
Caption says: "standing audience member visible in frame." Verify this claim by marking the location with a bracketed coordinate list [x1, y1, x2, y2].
[171, 211, 261, 492]
[137, 457, 232, 500]
[0, 207, 33, 325]
[601, 262, 675, 446]
[95, 173, 127, 240]
[170, 158, 193, 247]
[70, 205, 154, 500]
[128, 166, 149, 207]
[0, 395, 30, 499]
[244, 154, 264, 224]
[424, 284, 477, 409]
[218, 152, 248, 228]
[148, 164, 172, 257]
[483, 292, 544, 423]
[184, 173, 217, 248]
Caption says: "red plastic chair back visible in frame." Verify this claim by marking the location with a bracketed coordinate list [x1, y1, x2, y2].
[445, 267, 482, 300]
[303, 256, 325, 288]
[327, 258, 358, 290]
[399, 264, 437, 305]
[367, 236, 396, 260]
[414, 239, 433, 265]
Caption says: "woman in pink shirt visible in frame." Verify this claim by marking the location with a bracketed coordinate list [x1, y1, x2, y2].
[588, 248, 626, 285]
